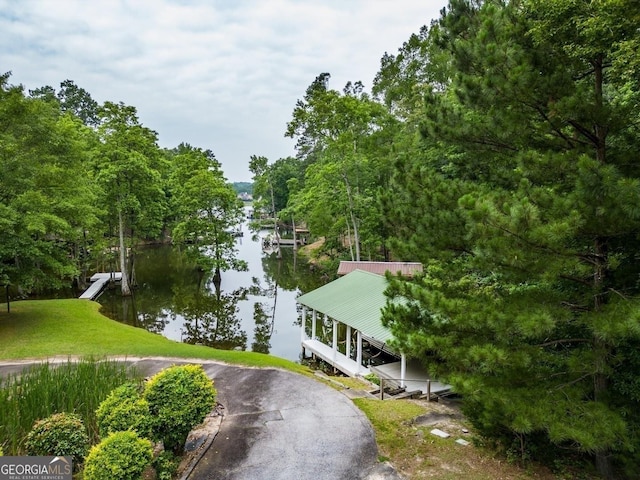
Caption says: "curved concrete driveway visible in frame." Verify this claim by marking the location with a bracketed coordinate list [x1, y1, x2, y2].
[1, 358, 400, 480]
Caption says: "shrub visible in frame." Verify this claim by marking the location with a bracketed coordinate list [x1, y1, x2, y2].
[153, 450, 179, 480]
[25, 412, 89, 468]
[96, 383, 152, 438]
[0, 358, 141, 454]
[83, 431, 152, 480]
[143, 364, 216, 453]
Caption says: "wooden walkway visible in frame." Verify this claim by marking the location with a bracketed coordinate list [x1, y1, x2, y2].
[371, 360, 451, 396]
[79, 272, 122, 300]
[302, 339, 370, 377]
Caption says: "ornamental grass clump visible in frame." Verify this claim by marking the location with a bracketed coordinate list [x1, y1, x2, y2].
[143, 364, 216, 453]
[25, 412, 89, 469]
[0, 358, 140, 454]
[83, 430, 153, 480]
[95, 383, 152, 439]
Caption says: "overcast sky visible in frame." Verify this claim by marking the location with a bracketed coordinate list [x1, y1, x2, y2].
[1, 0, 445, 182]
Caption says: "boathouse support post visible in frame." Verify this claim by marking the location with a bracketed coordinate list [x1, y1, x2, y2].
[400, 354, 406, 389]
[312, 310, 317, 340]
[301, 306, 307, 343]
[332, 319, 338, 364]
[346, 325, 351, 360]
[356, 331, 363, 372]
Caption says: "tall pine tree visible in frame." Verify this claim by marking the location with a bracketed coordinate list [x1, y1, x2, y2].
[383, 1, 640, 477]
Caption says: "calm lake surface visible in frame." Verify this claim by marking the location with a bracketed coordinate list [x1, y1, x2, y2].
[97, 210, 327, 362]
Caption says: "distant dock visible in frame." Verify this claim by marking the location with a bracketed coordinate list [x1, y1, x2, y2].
[79, 272, 122, 300]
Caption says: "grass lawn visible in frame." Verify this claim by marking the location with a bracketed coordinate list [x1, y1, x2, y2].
[0, 299, 307, 374]
[1, 299, 576, 479]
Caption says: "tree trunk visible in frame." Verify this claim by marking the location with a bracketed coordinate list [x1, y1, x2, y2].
[343, 174, 360, 261]
[593, 55, 607, 164]
[593, 236, 614, 479]
[591, 56, 614, 480]
[118, 209, 132, 296]
[270, 183, 281, 259]
[345, 217, 354, 261]
[213, 267, 222, 289]
[79, 229, 89, 289]
[595, 452, 615, 480]
[292, 216, 297, 251]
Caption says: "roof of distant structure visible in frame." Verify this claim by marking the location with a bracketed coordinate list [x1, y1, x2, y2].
[337, 261, 423, 277]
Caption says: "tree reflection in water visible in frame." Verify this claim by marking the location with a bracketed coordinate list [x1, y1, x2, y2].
[174, 269, 248, 350]
[96, 228, 331, 361]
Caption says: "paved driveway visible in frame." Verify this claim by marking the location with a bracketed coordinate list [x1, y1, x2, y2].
[1, 358, 401, 480]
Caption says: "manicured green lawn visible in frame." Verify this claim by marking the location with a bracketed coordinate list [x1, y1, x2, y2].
[0, 299, 308, 375]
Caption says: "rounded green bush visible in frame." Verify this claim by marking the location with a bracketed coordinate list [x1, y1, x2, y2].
[96, 383, 152, 438]
[83, 431, 153, 480]
[143, 364, 216, 453]
[153, 450, 179, 480]
[25, 412, 89, 467]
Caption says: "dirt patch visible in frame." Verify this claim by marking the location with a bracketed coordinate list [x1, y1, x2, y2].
[412, 412, 461, 427]
[379, 398, 560, 480]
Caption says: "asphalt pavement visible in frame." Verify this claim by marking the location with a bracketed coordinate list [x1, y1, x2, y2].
[0, 357, 404, 480]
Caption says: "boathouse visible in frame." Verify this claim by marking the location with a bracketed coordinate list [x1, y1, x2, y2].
[298, 269, 450, 395]
[336, 261, 423, 277]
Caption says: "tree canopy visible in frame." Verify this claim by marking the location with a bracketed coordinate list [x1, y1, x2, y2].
[249, 1, 640, 477]
[3, 2, 640, 475]
[379, 1, 640, 478]
[0, 74, 244, 297]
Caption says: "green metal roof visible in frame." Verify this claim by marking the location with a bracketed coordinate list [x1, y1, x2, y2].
[296, 269, 394, 344]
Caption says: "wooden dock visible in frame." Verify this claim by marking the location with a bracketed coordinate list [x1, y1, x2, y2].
[371, 360, 451, 397]
[79, 272, 122, 300]
[302, 339, 370, 377]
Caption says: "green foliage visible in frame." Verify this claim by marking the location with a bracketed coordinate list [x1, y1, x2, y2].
[232, 182, 253, 195]
[83, 431, 152, 480]
[363, 373, 380, 386]
[153, 450, 179, 480]
[25, 412, 89, 468]
[0, 357, 141, 454]
[95, 383, 152, 438]
[285, 73, 395, 261]
[0, 73, 100, 294]
[380, 0, 640, 477]
[143, 364, 216, 453]
[169, 143, 246, 275]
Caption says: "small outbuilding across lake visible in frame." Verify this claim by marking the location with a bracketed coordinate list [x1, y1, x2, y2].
[297, 269, 450, 397]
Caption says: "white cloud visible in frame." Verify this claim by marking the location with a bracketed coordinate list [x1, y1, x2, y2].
[0, 0, 445, 181]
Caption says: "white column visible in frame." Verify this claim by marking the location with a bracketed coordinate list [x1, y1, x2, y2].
[311, 310, 317, 341]
[332, 319, 338, 363]
[400, 354, 406, 389]
[356, 331, 362, 371]
[300, 306, 307, 342]
[346, 325, 352, 360]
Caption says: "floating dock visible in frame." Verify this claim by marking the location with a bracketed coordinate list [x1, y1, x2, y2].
[79, 272, 122, 300]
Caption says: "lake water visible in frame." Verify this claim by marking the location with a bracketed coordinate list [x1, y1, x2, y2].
[96, 210, 327, 362]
